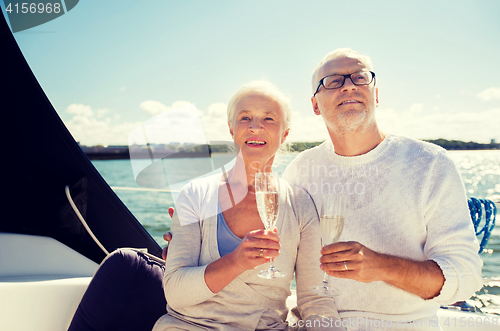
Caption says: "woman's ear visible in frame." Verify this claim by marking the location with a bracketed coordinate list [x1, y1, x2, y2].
[281, 129, 290, 144]
[228, 121, 233, 137]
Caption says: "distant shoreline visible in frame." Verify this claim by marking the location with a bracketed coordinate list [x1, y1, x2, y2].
[82, 139, 500, 160]
[85, 151, 217, 161]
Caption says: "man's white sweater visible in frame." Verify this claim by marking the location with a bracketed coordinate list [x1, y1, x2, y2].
[282, 134, 483, 324]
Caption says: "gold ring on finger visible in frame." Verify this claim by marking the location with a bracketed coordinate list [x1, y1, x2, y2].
[260, 248, 264, 258]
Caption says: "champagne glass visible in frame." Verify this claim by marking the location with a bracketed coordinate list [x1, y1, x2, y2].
[255, 172, 285, 279]
[311, 194, 345, 296]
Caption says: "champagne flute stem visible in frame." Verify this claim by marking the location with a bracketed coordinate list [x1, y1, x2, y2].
[321, 244, 330, 284]
[322, 271, 329, 283]
[269, 225, 276, 269]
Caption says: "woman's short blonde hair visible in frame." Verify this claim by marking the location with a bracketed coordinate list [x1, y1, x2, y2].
[227, 80, 292, 131]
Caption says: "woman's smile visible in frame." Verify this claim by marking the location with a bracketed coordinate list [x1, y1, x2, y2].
[245, 137, 267, 147]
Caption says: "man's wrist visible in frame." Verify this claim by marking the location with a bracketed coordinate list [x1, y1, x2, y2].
[376, 253, 401, 284]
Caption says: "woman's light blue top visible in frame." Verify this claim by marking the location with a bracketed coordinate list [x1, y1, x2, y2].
[217, 205, 242, 257]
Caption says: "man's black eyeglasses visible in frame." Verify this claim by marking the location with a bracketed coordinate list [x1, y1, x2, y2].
[313, 71, 376, 96]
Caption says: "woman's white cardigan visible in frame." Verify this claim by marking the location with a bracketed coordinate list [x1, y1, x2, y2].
[153, 174, 341, 331]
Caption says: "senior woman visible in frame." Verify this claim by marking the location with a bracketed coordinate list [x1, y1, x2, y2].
[153, 81, 342, 331]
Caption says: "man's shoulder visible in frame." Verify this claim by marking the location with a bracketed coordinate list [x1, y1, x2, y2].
[281, 141, 331, 188]
[389, 135, 447, 158]
[386, 135, 458, 174]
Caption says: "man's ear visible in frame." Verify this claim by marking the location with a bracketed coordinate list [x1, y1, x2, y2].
[311, 97, 320, 115]
[375, 88, 379, 107]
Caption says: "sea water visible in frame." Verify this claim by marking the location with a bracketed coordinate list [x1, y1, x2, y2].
[92, 150, 500, 314]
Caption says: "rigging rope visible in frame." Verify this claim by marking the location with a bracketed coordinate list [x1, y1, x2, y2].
[65, 185, 110, 256]
[468, 197, 497, 253]
[65, 185, 165, 264]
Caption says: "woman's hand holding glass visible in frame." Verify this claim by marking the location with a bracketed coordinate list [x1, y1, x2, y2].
[203, 227, 282, 294]
[161, 208, 281, 272]
[227, 228, 281, 272]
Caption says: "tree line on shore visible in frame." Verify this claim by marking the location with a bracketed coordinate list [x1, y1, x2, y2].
[287, 139, 499, 152]
[82, 138, 500, 160]
[422, 139, 499, 151]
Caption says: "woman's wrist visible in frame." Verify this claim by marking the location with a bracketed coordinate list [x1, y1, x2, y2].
[221, 251, 247, 278]
[204, 253, 246, 293]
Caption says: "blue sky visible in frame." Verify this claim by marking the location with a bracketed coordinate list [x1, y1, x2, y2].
[3, 0, 500, 145]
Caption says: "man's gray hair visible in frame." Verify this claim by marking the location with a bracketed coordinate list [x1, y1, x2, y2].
[311, 48, 373, 93]
[227, 80, 292, 131]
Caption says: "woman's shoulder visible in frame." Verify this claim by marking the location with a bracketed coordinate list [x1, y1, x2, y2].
[178, 173, 221, 197]
[175, 173, 221, 222]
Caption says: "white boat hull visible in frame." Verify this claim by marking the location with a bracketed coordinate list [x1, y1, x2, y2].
[1, 233, 497, 331]
[0, 233, 98, 331]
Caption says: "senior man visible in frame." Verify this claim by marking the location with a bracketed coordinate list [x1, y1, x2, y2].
[281, 48, 482, 329]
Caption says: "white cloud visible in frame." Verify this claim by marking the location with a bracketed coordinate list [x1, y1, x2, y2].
[287, 111, 329, 142]
[134, 100, 329, 145]
[65, 118, 140, 146]
[199, 102, 232, 142]
[64, 104, 140, 146]
[143, 102, 227, 142]
[96, 108, 109, 118]
[477, 87, 500, 102]
[409, 103, 424, 114]
[207, 103, 227, 117]
[136, 100, 329, 144]
[60, 96, 332, 146]
[139, 100, 192, 117]
[171, 100, 192, 109]
[66, 103, 94, 117]
[139, 100, 171, 116]
[64, 99, 499, 147]
[377, 103, 500, 143]
[460, 89, 474, 96]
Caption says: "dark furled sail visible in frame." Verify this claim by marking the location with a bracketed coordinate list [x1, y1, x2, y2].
[0, 13, 162, 263]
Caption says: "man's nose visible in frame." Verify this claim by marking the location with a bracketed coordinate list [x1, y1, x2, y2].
[341, 77, 358, 91]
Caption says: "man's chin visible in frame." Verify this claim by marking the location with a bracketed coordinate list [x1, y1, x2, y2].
[334, 112, 367, 133]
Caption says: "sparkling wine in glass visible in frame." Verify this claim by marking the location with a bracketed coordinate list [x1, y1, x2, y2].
[311, 194, 345, 296]
[255, 172, 285, 279]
